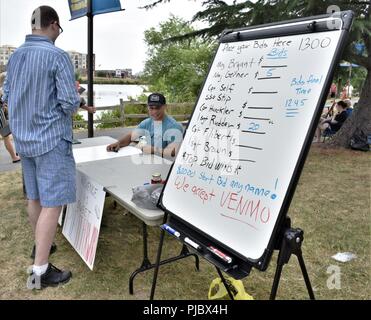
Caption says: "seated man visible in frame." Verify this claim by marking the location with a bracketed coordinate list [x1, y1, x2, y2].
[315, 100, 349, 142]
[107, 93, 183, 157]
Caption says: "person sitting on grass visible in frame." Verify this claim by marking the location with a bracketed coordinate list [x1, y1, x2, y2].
[107, 93, 184, 158]
[315, 100, 349, 142]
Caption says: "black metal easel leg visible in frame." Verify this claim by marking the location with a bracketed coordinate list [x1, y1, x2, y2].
[297, 250, 315, 300]
[150, 228, 166, 300]
[216, 267, 234, 300]
[270, 254, 285, 300]
[270, 228, 315, 300]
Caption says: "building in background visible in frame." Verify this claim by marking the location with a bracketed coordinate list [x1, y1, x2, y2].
[67, 50, 95, 77]
[1, 46, 134, 80]
[96, 69, 133, 78]
[0, 45, 17, 72]
[115, 69, 133, 78]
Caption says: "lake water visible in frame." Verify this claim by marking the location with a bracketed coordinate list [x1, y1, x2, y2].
[78, 84, 148, 120]
[80, 84, 147, 107]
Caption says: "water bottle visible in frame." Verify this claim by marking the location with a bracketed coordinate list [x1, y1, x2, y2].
[138, 136, 147, 151]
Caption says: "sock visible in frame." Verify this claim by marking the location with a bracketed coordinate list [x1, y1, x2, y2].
[33, 263, 49, 276]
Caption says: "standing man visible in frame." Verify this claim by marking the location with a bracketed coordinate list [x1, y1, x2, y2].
[2, 6, 80, 289]
[107, 93, 184, 158]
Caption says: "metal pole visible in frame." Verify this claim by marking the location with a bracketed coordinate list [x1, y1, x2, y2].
[87, 0, 94, 138]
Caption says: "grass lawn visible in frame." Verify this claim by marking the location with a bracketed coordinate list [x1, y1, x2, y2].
[0, 145, 369, 300]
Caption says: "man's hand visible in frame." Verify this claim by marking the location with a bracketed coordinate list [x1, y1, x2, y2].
[107, 142, 120, 152]
[84, 106, 96, 114]
[141, 144, 153, 154]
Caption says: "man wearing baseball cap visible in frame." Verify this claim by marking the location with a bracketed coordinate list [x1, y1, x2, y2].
[107, 93, 183, 157]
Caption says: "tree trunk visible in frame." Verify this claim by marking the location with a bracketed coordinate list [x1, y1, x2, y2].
[328, 69, 371, 148]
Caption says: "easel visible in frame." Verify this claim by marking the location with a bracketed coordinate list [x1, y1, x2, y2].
[148, 10, 353, 300]
[269, 217, 315, 300]
[150, 217, 315, 300]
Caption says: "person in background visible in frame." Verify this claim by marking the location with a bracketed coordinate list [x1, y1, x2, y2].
[2, 6, 80, 289]
[107, 93, 183, 158]
[341, 80, 354, 100]
[315, 100, 349, 142]
[329, 82, 337, 99]
[344, 99, 353, 110]
[0, 72, 21, 163]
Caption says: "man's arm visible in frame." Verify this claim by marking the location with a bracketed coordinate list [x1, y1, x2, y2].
[107, 132, 132, 152]
[80, 105, 96, 114]
[162, 142, 180, 158]
[79, 97, 96, 114]
[55, 53, 80, 116]
[140, 141, 179, 158]
[107, 120, 151, 152]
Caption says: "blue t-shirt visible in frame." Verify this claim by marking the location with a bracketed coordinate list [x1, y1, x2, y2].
[135, 115, 184, 149]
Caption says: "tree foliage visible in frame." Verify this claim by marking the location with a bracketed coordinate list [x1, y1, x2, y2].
[143, 16, 215, 102]
[142, 1, 369, 68]
[142, 0, 370, 147]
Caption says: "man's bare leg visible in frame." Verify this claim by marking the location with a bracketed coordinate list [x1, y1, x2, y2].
[28, 199, 42, 235]
[34, 207, 61, 266]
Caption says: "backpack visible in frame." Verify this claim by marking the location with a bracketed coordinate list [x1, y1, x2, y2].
[350, 129, 370, 152]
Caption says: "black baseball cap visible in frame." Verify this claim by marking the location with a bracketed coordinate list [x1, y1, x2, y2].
[147, 93, 166, 107]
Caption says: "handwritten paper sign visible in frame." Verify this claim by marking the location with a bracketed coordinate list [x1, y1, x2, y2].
[62, 171, 106, 270]
[161, 27, 342, 260]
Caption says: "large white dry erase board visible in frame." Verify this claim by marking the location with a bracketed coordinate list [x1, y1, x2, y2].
[159, 12, 353, 267]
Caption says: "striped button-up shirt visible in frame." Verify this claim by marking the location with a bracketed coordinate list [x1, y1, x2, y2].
[2, 35, 80, 157]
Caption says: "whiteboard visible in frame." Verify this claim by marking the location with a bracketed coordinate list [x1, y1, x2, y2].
[161, 17, 346, 263]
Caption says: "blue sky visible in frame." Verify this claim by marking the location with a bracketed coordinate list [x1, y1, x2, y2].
[0, 0, 209, 73]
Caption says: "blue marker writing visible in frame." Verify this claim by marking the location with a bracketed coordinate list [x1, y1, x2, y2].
[162, 224, 180, 238]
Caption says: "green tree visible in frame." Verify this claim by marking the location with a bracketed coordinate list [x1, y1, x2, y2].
[143, 16, 215, 102]
[143, 0, 370, 147]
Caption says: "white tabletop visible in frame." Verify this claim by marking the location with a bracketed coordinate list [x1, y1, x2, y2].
[72, 136, 142, 164]
[73, 136, 117, 149]
[76, 154, 172, 226]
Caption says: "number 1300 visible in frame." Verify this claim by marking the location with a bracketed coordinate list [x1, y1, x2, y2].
[298, 37, 331, 51]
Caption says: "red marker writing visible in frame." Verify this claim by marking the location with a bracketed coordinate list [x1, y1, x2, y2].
[208, 246, 233, 264]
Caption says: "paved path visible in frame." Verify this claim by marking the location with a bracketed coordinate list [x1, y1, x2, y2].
[0, 127, 132, 173]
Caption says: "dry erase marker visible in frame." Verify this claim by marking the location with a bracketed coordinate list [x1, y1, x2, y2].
[161, 224, 180, 238]
[208, 246, 233, 264]
[184, 237, 201, 251]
